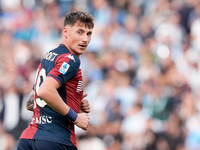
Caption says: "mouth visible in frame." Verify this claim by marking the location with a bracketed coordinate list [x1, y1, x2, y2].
[79, 44, 87, 49]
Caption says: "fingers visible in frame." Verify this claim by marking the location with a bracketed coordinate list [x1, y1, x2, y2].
[82, 93, 88, 99]
[82, 113, 89, 130]
[74, 113, 90, 130]
[80, 105, 90, 113]
[81, 99, 90, 113]
[82, 116, 89, 130]
[81, 99, 89, 106]
[81, 94, 90, 113]
[80, 108, 90, 113]
[82, 124, 89, 131]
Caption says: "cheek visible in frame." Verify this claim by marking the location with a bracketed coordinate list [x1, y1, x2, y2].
[70, 35, 79, 44]
[88, 37, 92, 43]
[69, 38, 80, 50]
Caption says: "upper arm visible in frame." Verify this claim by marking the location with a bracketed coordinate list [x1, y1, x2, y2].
[38, 76, 60, 99]
[37, 75, 71, 116]
[37, 53, 80, 103]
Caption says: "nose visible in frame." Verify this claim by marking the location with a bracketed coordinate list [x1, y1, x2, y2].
[82, 34, 90, 43]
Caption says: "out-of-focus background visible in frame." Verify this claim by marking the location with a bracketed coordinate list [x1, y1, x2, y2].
[0, 0, 200, 149]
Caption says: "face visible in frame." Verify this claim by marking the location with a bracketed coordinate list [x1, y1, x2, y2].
[63, 22, 93, 57]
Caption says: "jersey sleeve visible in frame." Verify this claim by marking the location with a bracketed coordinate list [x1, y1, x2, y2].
[47, 54, 80, 87]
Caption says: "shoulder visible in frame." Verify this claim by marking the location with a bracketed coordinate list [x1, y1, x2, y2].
[50, 45, 81, 67]
[57, 53, 80, 64]
[65, 53, 80, 64]
[55, 53, 80, 74]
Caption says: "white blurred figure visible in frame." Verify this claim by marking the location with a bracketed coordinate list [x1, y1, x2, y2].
[78, 137, 106, 150]
[0, 129, 16, 150]
[108, 14, 142, 54]
[136, 54, 160, 84]
[179, 92, 200, 150]
[1, 0, 21, 11]
[154, 11, 185, 61]
[85, 78, 115, 126]
[114, 73, 138, 116]
[121, 103, 150, 150]
[189, 1, 200, 50]
[3, 91, 20, 132]
[87, 0, 112, 53]
[190, 17, 200, 51]
[13, 42, 31, 66]
[33, 9, 60, 55]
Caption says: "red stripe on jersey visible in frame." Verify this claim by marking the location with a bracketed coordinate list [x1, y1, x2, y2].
[20, 65, 42, 139]
[68, 121, 76, 146]
[65, 68, 83, 112]
[65, 69, 83, 147]
[20, 106, 41, 139]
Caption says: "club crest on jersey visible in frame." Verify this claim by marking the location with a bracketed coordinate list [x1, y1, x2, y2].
[59, 62, 70, 74]
[65, 54, 76, 62]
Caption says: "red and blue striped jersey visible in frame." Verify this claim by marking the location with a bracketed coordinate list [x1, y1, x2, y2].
[20, 44, 83, 147]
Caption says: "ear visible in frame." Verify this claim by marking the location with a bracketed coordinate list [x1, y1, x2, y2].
[63, 27, 68, 38]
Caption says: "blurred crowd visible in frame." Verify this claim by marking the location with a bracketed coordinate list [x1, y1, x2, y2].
[0, 0, 200, 149]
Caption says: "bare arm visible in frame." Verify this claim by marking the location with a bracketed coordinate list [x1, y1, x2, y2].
[26, 90, 35, 111]
[38, 77, 70, 115]
[38, 76, 89, 130]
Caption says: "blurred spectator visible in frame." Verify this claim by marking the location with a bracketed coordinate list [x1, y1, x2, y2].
[120, 103, 150, 150]
[108, 14, 142, 54]
[190, 15, 200, 51]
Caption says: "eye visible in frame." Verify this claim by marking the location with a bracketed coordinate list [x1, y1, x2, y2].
[78, 31, 82, 34]
[87, 32, 92, 36]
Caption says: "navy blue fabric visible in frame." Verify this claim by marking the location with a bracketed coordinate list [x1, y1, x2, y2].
[17, 139, 78, 150]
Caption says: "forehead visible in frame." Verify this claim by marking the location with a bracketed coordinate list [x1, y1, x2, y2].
[72, 21, 93, 30]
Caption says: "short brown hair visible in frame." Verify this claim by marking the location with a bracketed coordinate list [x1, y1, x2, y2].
[64, 11, 94, 29]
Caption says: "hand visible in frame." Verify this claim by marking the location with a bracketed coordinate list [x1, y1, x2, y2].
[80, 94, 90, 113]
[74, 113, 89, 130]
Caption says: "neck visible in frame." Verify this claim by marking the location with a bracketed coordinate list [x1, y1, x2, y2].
[60, 41, 80, 58]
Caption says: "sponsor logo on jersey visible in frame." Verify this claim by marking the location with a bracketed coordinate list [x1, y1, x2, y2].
[76, 81, 83, 92]
[30, 116, 52, 124]
[59, 62, 70, 74]
[65, 54, 76, 62]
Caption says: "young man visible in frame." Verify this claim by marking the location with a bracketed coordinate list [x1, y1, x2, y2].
[17, 11, 94, 150]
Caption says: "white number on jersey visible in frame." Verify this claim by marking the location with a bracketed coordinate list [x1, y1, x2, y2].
[34, 68, 47, 108]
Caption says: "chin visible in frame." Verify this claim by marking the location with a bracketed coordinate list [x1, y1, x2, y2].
[79, 52, 84, 56]
[79, 49, 86, 54]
